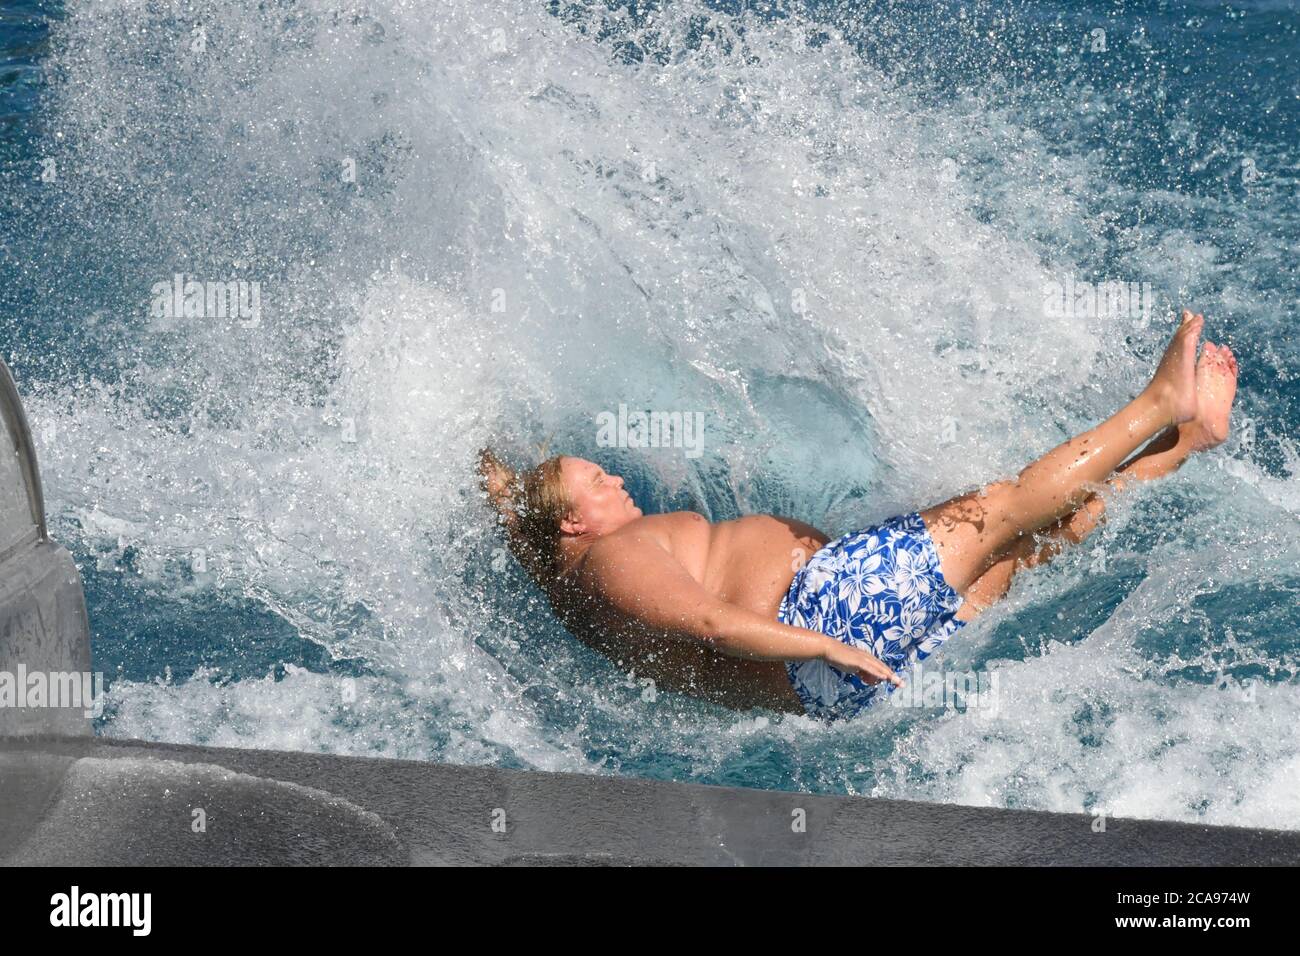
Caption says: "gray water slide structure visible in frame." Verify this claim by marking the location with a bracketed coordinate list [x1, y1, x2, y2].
[1, 356, 1297, 866]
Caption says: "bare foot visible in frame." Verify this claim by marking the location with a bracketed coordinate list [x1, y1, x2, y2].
[1180, 340, 1239, 451]
[1145, 309, 1204, 426]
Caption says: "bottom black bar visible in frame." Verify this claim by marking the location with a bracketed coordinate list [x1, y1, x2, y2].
[5, 867, 1284, 939]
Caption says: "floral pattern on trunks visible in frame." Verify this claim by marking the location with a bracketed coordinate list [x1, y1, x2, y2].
[779, 511, 966, 722]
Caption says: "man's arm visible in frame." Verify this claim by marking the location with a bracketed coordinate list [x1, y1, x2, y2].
[578, 533, 902, 687]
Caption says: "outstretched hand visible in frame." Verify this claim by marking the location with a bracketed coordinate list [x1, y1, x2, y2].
[821, 641, 904, 688]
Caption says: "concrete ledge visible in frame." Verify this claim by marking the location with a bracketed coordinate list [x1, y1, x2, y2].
[3, 735, 1297, 866]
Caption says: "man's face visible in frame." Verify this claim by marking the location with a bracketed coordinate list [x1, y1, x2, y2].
[559, 457, 642, 537]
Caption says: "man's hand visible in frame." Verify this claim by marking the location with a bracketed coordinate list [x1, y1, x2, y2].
[821, 641, 904, 688]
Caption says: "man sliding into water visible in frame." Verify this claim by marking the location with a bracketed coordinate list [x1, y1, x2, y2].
[479, 311, 1238, 720]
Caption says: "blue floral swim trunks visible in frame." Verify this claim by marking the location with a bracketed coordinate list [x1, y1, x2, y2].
[778, 511, 966, 722]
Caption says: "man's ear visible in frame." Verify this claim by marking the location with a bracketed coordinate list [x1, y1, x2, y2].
[558, 511, 583, 536]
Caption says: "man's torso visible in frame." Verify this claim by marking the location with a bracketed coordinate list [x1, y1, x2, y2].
[551, 512, 830, 712]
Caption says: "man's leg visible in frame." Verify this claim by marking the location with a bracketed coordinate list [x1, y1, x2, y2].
[955, 428, 1188, 619]
[921, 310, 1204, 595]
[955, 340, 1239, 620]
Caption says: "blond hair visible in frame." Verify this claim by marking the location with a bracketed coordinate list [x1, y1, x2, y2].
[477, 445, 572, 583]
